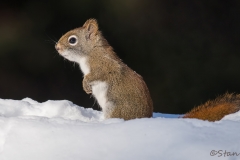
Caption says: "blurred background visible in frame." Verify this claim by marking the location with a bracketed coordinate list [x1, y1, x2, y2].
[0, 0, 240, 114]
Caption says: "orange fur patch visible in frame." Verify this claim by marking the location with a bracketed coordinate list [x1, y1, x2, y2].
[183, 93, 240, 121]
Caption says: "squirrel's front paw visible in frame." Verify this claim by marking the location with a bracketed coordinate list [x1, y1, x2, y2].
[83, 79, 92, 94]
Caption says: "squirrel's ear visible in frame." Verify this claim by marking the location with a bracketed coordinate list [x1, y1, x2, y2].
[83, 19, 98, 40]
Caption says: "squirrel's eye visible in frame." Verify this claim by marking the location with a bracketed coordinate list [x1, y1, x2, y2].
[69, 38, 76, 44]
[68, 35, 78, 46]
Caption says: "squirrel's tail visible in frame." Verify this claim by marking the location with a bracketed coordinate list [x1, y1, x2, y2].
[183, 93, 240, 121]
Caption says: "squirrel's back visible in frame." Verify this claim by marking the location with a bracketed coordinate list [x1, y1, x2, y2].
[183, 93, 240, 121]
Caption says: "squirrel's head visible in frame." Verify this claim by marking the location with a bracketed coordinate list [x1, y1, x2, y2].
[55, 19, 100, 62]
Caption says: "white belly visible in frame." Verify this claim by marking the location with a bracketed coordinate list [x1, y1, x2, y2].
[78, 57, 90, 75]
[91, 81, 113, 113]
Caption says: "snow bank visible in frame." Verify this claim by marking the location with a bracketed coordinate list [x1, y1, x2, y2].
[0, 98, 240, 160]
[0, 98, 101, 121]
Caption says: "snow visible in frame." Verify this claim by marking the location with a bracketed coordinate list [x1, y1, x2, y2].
[0, 98, 240, 160]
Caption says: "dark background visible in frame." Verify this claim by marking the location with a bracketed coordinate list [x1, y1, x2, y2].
[0, 0, 240, 114]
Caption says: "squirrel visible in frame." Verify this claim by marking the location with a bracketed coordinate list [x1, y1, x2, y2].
[55, 18, 240, 121]
[55, 19, 153, 120]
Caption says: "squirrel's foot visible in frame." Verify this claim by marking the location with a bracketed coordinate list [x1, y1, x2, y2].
[83, 78, 92, 94]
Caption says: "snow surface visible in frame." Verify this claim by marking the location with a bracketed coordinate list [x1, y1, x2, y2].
[0, 98, 240, 160]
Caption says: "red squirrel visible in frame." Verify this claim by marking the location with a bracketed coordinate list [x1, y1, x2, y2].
[55, 19, 153, 120]
[55, 19, 240, 121]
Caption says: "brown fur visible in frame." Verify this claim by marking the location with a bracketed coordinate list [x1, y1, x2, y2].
[55, 19, 153, 120]
[55, 18, 240, 122]
[183, 93, 240, 121]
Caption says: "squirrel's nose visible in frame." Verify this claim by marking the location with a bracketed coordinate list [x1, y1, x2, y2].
[55, 43, 61, 51]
